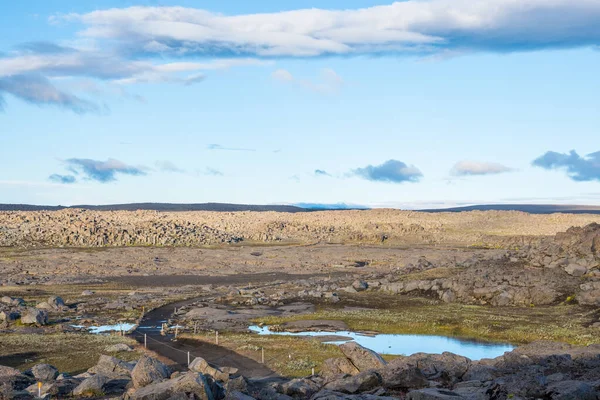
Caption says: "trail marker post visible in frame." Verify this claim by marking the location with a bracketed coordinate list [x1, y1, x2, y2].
[144, 334, 147, 348]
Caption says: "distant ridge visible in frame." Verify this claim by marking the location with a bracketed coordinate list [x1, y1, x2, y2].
[0, 203, 308, 213]
[419, 204, 600, 215]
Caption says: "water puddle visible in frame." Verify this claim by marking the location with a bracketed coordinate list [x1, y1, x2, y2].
[72, 323, 137, 334]
[249, 326, 513, 360]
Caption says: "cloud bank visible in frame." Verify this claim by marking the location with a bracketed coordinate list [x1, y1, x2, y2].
[0, 42, 268, 112]
[533, 150, 600, 182]
[352, 159, 422, 183]
[60, 1, 600, 58]
[451, 161, 514, 176]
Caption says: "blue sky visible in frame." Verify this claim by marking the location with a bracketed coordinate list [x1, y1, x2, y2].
[1, 0, 599, 208]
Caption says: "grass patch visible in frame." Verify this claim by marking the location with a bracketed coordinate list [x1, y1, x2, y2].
[181, 332, 343, 378]
[0, 333, 141, 374]
[254, 296, 600, 346]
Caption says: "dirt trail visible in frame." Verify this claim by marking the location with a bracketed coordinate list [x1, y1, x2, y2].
[131, 290, 277, 379]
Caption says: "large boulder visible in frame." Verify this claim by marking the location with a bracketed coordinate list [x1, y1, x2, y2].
[20, 308, 48, 325]
[30, 364, 59, 382]
[128, 371, 214, 400]
[404, 352, 471, 384]
[379, 361, 428, 390]
[321, 358, 360, 378]
[0, 297, 24, 307]
[338, 342, 387, 372]
[324, 371, 382, 394]
[131, 356, 171, 388]
[279, 378, 321, 398]
[0, 365, 35, 391]
[189, 357, 236, 382]
[88, 355, 134, 378]
[73, 375, 109, 398]
[0, 311, 20, 323]
[546, 380, 597, 400]
[25, 378, 81, 398]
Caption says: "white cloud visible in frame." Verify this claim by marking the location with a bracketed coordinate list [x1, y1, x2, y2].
[272, 68, 344, 94]
[272, 69, 294, 82]
[451, 161, 514, 176]
[58, 1, 600, 58]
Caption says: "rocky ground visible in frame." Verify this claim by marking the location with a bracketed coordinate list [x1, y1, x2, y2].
[1, 209, 599, 248]
[2, 340, 600, 399]
[1, 210, 600, 398]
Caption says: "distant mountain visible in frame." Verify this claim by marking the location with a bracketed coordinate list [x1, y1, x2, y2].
[293, 202, 370, 210]
[419, 204, 600, 214]
[0, 203, 308, 213]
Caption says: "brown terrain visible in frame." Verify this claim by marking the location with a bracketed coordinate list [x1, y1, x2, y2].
[1, 209, 600, 399]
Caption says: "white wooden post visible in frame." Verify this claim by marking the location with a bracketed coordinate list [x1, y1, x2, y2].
[144, 334, 147, 348]
[261, 348, 265, 364]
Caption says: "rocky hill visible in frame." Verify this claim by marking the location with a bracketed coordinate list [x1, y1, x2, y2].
[1, 209, 599, 248]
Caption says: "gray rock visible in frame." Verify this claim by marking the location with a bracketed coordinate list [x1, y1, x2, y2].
[81, 290, 95, 296]
[324, 371, 382, 394]
[0, 311, 20, 322]
[0, 365, 35, 391]
[338, 342, 387, 372]
[564, 263, 587, 277]
[131, 356, 171, 388]
[30, 364, 59, 382]
[225, 376, 249, 394]
[0, 297, 24, 307]
[351, 280, 368, 292]
[453, 381, 491, 400]
[280, 378, 321, 398]
[321, 358, 360, 377]
[26, 378, 81, 398]
[73, 375, 108, 398]
[89, 355, 134, 378]
[189, 357, 236, 382]
[104, 343, 134, 353]
[128, 371, 214, 400]
[380, 362, 428, 390]
[546, 380, 597, 400]
[407, 388, 464, 399]
[225, 392, 256, 400]
[441, 290, 456, 303]
[20, 308, 48, 325]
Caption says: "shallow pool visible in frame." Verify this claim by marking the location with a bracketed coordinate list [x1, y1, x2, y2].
[72, 323, 137, 334]
[249, 326, 513, 360]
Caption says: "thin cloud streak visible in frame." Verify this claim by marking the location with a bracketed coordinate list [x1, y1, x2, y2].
[207, 144, 256, 152]
[451, 161, 514, 176]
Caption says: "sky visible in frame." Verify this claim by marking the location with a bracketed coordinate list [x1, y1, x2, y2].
[0, 0, 599, 209]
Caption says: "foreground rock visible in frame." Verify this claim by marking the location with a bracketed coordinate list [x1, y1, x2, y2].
[2, 341, 600, 399]
[131, 355, 172, 388]
[339, 342, 387, 372]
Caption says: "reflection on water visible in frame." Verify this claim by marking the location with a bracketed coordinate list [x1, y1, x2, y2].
[249, 326, 513, 360]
